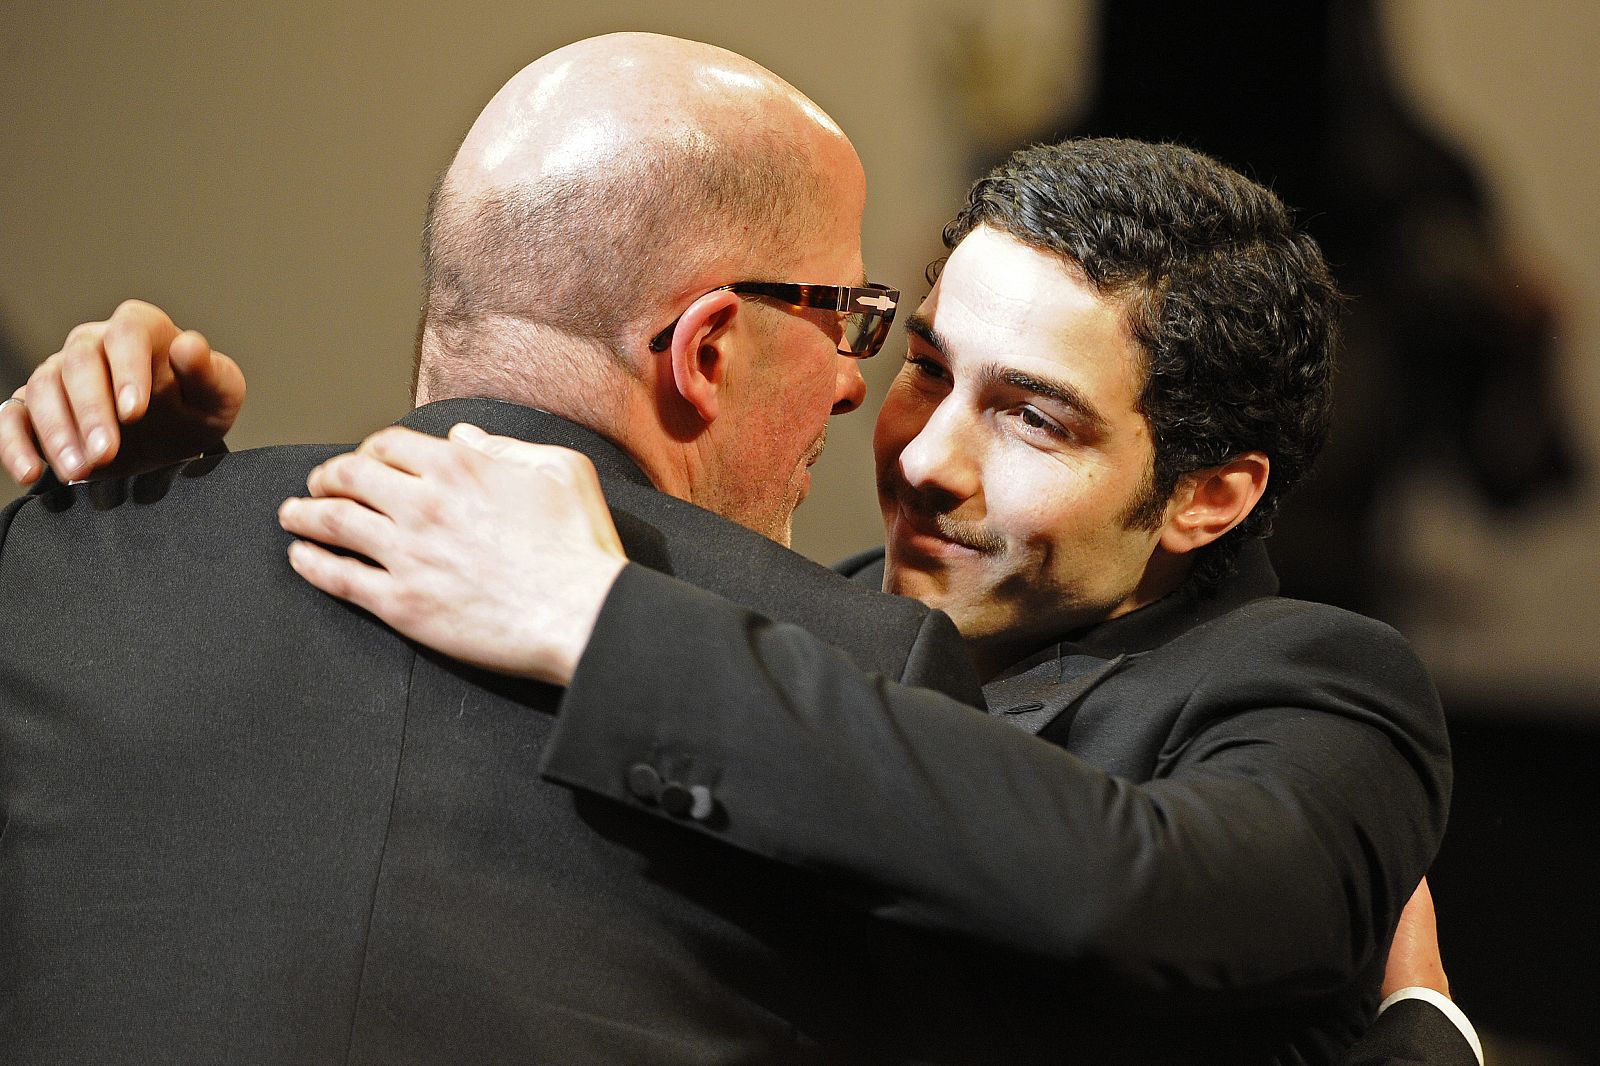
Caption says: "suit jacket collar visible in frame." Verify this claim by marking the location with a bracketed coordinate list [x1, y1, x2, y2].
[399, 399, 656, 493]
[983, 539, 1280, 740]
[1047, 537, 1280, 661]
[840, 538, 1279, 672]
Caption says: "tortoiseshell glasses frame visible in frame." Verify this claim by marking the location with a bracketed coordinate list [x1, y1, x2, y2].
[648, 281, 900, 358]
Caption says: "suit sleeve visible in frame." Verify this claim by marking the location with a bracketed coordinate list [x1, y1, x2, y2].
[1340, 998, 1481, 1066]
[541, 564, 1450, 1002]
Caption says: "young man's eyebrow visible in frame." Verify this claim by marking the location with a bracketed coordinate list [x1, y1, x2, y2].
[906, 312, 1110, 433]
[904, 313, 950, 354]
[979, 365, 1110, 435]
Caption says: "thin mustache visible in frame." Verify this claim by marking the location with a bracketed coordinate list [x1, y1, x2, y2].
[898, 493, 1006, 554]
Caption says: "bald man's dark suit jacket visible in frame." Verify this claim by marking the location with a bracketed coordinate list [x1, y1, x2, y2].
[0, 399, 983, 1065]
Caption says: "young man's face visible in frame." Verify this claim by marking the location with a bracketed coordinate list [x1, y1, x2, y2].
[874, 225, 1177, 674]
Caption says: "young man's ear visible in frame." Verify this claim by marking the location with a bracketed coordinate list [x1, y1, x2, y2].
[664, 290, 744, 425]
[1157, 452, 1270, 555]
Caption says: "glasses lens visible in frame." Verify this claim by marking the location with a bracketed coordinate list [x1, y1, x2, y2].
[846, 286, 897, 357]
[839, 312, 872, 355]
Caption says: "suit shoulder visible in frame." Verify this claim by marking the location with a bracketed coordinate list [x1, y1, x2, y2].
[604, 486, 962, 684]
[1152, 595, 1442, 734]
[1186, 593, 1422, 665]
[832, 545, 887, 581]
[0, 442, 358, 559]
[610, 486, 932, 622]
[1165, 595, 1445, 750]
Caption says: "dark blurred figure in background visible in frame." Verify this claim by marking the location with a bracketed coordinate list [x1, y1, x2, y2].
[989, 0, 1579, 617]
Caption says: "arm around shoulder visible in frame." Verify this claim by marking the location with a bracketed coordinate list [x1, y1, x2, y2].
[543, 574, 1450, 1001]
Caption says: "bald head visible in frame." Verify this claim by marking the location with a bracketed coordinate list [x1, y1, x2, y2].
[417, 33, 864, 417]
[450, 33, 849, 199]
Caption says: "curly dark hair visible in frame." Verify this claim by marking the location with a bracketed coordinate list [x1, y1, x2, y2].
[943, 138, 1342, 591]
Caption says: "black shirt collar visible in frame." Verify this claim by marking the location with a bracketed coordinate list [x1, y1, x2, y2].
[988, 538, 1280, 681]
[1062, 538, 1278, 658]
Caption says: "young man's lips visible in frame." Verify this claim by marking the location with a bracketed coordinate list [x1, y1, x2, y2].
[891, 501, 986, 558]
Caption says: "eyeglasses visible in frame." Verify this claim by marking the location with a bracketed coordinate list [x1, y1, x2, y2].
[648, 281, 900, 358]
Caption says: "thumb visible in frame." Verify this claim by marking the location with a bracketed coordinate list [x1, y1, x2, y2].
[448, 424, 606, 496]
[449, 422, 504, 455]
[170, 331, 246, 421]
[448, 423, 557, 466]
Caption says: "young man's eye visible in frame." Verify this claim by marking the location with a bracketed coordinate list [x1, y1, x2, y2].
[1017, 406, 1068, 439]
[905, 355, 949, 382]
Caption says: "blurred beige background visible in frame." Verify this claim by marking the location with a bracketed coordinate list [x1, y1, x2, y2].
[3, 0, 1598, 712]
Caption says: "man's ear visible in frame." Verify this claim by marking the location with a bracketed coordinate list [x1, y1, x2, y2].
[1157, 451, 1270, 555]
[666, 290, 744, 425]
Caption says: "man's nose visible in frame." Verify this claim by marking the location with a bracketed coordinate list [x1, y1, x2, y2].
[895, 401, 980, 501]
[831, 355, 867, 415]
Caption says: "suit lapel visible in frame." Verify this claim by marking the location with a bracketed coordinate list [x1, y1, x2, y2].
[985, 651, 1130, 740]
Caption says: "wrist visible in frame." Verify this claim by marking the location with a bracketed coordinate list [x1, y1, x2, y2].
[1378, 987, 1483, 1066]
[532, 556, 628, 686]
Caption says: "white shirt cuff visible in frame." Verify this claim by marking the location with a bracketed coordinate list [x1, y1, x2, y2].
[1379, 986, 1484, 1066]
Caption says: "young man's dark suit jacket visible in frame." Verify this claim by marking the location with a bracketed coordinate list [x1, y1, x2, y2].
[1347, 1000, 1479, 1066]
[0, 398, 984, 1065]
[542, 538, 1453, 1064]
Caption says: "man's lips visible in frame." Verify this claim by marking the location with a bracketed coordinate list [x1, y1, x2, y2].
[796, 434, 827, 501]
[889, 498, 998, 558]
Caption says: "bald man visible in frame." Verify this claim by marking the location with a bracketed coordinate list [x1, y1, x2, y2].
[0, 34, 981, 1064]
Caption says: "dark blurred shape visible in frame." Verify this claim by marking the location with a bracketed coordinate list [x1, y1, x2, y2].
[994, 0, 1579, 615]
[1430, 711, 1600, 1059]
